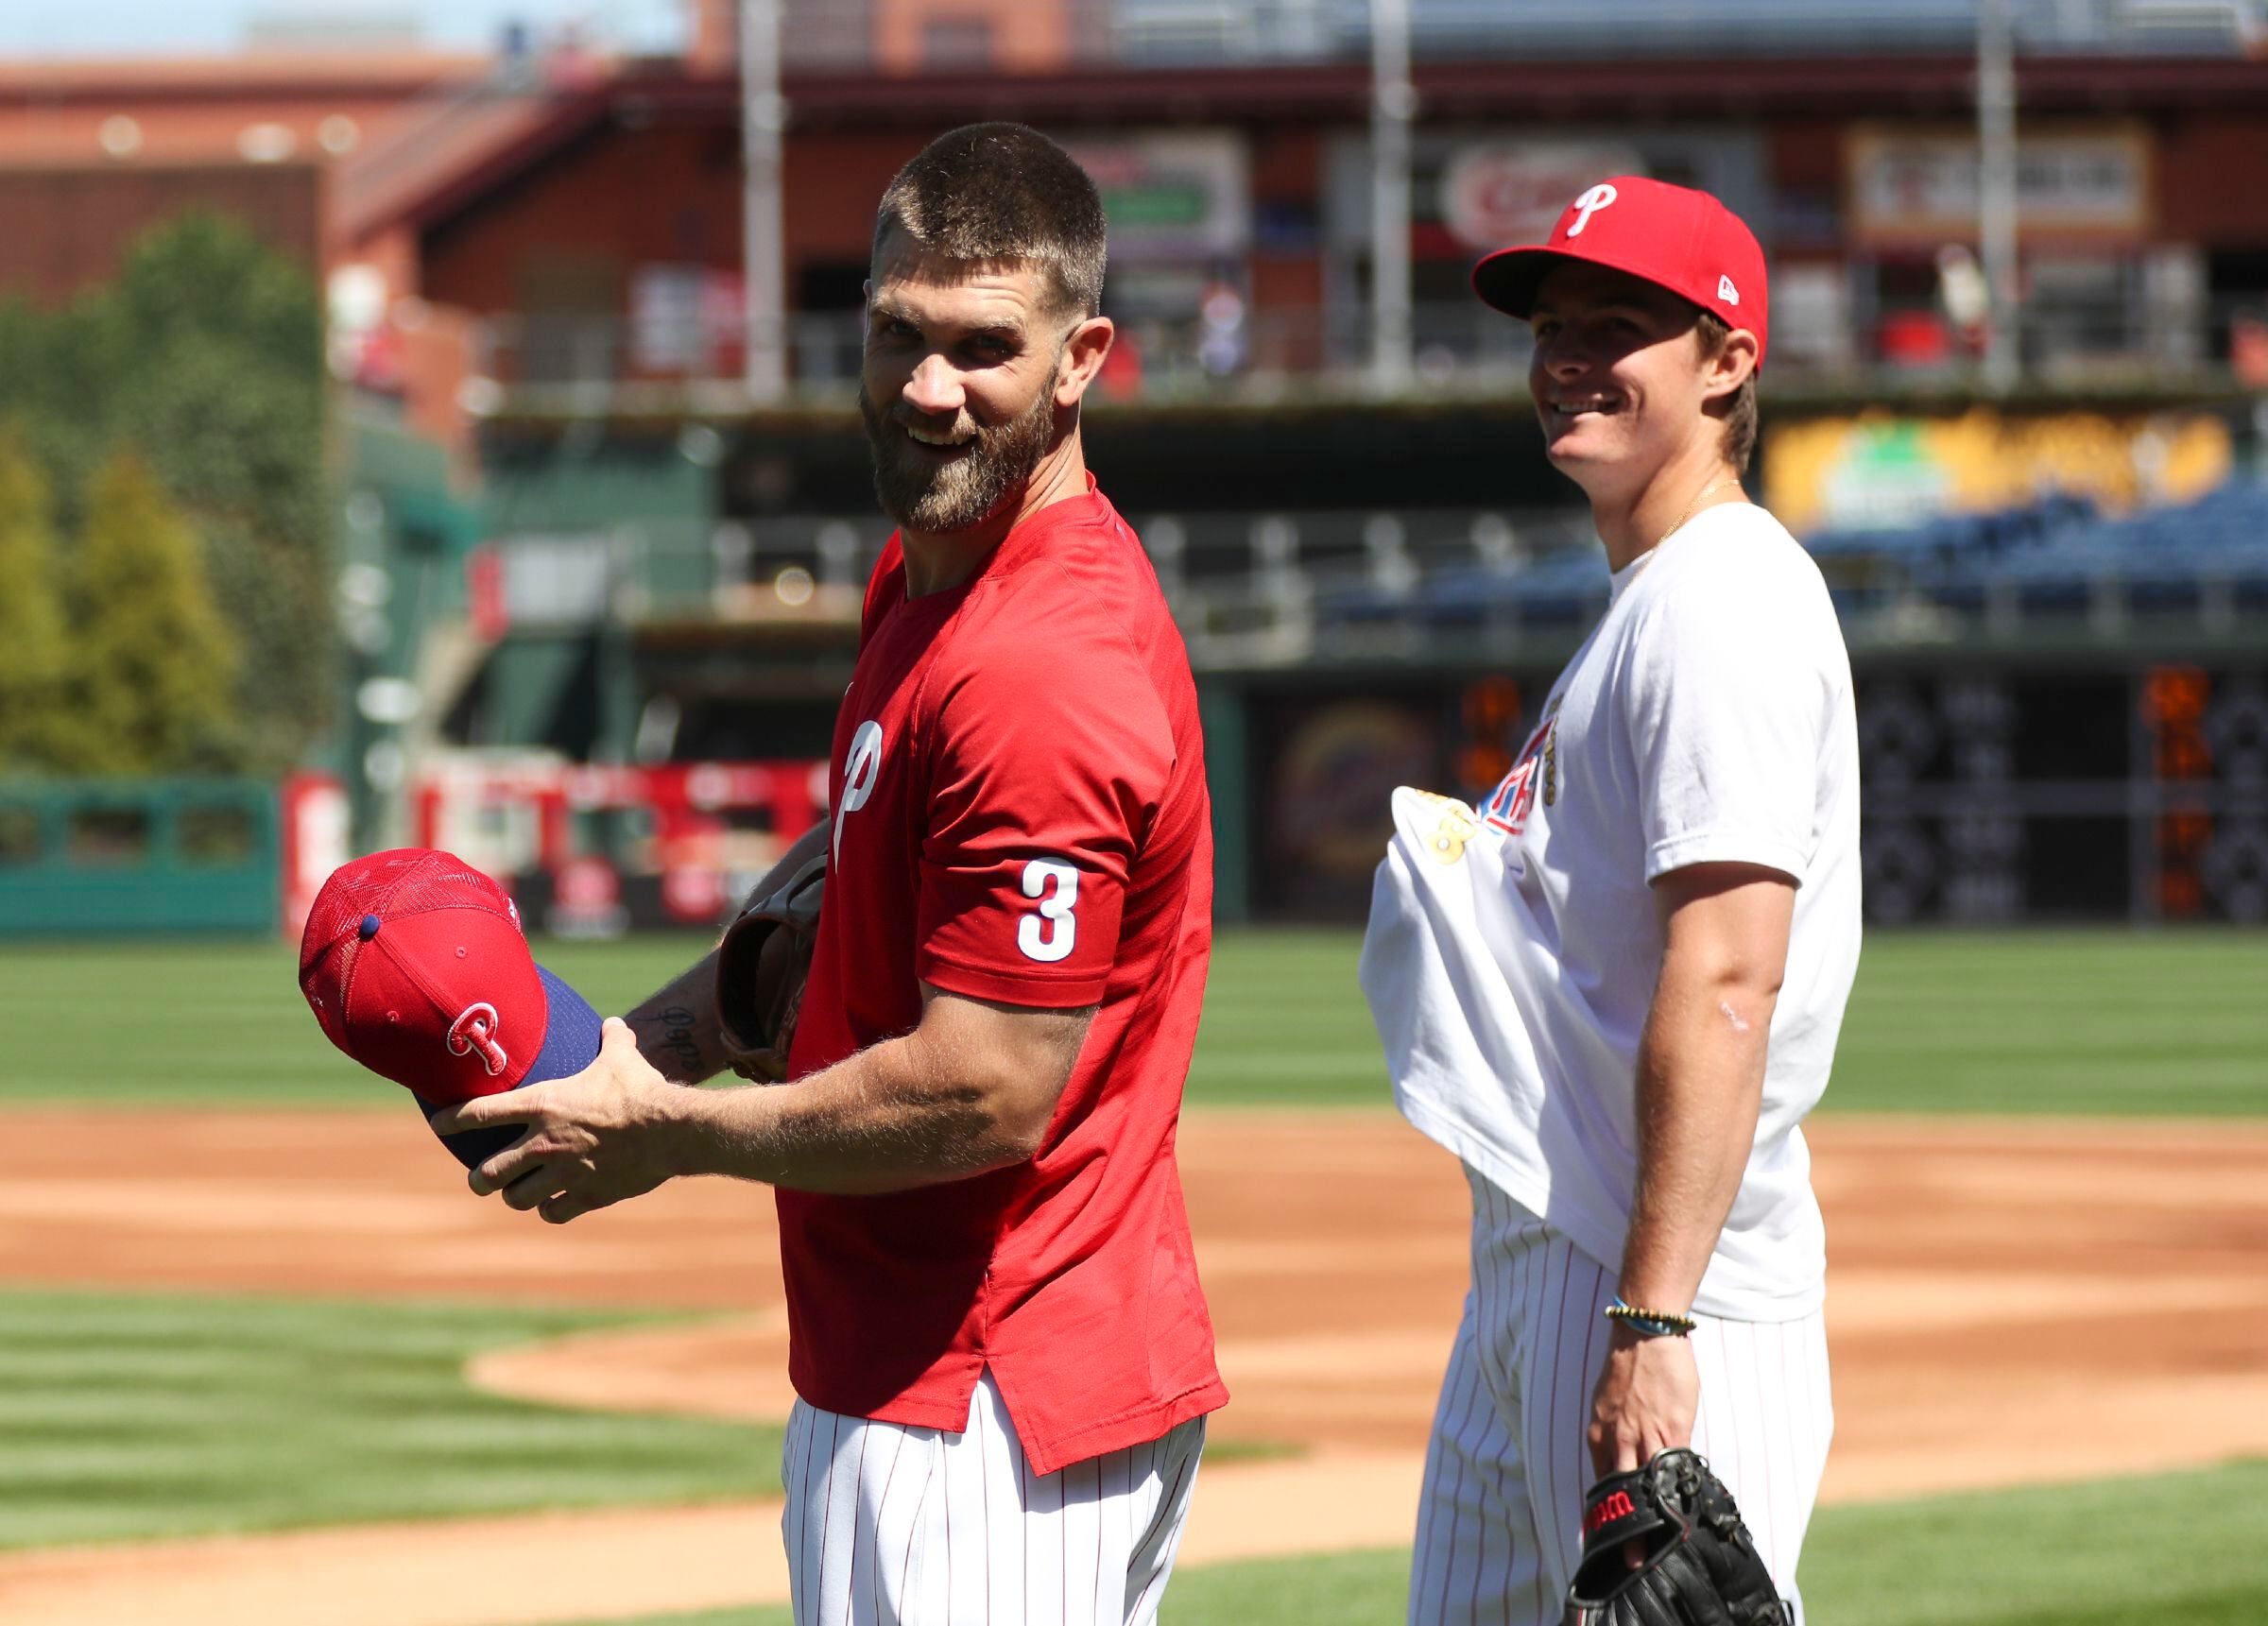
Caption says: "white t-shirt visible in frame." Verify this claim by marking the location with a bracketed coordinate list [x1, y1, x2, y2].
[1359, 502, 1862, 1319]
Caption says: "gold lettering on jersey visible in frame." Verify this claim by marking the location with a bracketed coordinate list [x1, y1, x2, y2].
[1541, 692, 1564, 808]
[1411, 792, 1482, 865]
[1482, 692, 1561, 838]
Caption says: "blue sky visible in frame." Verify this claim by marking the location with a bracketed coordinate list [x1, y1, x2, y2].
[0, 0, 683, 57]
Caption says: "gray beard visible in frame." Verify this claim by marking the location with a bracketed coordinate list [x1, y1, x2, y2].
[860, 376, 1060, 535]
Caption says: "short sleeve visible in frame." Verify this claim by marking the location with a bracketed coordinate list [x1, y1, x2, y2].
[1623, 563, 1832, 885]
[914, 606, 1174, 1007]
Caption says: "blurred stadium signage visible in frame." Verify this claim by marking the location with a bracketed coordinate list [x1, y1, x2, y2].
[1763, 409, 2232, 534]
[412, 756, 825, 935]
[1439, 144, 1644, 253]
[487, 536, 614, 626]
[1847, 124, 2151, 243]
[630, 266, 709, 374]
[547, 856, 629, 939]
[628, 266, 746, 376]
[282, 774, 351, 939]
[1057, 132, 1250, 263]
[1263, 698, 1440, 915]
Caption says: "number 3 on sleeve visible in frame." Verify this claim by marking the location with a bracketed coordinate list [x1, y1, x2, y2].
[1017, 859, 1080, 963]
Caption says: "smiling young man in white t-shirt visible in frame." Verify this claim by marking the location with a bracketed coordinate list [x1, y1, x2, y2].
[1360, 178, 1861, 1625]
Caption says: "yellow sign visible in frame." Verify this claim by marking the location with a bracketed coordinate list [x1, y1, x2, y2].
[1764, 409, 2232, 536]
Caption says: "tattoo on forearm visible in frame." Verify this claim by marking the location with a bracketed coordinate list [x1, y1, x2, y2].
[638, 1004, 706, 1079]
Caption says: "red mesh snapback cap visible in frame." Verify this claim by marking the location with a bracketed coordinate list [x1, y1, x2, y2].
[1470, 176, 1769, 365]
[299, 848, 603, 1169]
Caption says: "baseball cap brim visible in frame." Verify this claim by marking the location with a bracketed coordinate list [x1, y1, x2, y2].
[424, 964, 605, 1172]
[1472, 243, 1700, 323]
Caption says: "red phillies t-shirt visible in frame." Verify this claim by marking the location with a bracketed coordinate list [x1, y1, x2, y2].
[779, 480, 1225, 1475]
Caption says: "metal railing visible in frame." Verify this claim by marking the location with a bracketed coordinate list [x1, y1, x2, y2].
[753, 0, 2262, 73]
[481, 503, 1593, 638]
[475, 479, 2268, 674]
[467, 295, 2268, 408]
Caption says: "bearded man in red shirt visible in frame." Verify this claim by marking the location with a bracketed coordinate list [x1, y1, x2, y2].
[438, 123, 1227, 1625]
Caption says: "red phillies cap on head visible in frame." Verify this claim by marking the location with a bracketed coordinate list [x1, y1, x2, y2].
[298, 848, 604, 1168]
[1471, 175, 1770, 365]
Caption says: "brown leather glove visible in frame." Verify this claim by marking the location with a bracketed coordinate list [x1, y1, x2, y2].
[713, 851, 825, 1083]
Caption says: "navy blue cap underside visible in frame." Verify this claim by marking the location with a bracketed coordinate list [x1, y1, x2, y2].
[423, 964, 606, 1172]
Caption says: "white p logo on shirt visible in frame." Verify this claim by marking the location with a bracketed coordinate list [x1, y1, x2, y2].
[1566, 183, 1619, 238]
[833, 719, 884, 864]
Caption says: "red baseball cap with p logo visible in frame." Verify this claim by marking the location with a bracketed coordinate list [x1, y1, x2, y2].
[1471, 175, 1770, 365]
[298, 847, 603, 1169]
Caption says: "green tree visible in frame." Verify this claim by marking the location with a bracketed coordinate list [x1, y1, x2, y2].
[0, 213, 332, 776]
[99, 218, 332, 775]
[0, 427, 73, 771]
[111, 331, 331, 772]
[60, 451, 241, 774]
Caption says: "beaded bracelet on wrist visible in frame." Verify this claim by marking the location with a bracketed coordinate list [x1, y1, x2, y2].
[1604, 1299, 1697, 1339]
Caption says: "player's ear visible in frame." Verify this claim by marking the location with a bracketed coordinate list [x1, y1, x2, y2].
[1055, 315, 1115, 408]
[1700, 326, 1759, 402]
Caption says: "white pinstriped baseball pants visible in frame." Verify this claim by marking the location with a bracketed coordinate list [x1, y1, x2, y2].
[1409, 1167, 1833, 1626]
[782, 1373, 1206, 1626]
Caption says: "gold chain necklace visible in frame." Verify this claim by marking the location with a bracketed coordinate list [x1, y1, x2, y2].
[1657, 476, 1743, 550]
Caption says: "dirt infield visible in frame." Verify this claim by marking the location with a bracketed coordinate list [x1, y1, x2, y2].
[3, 1108, 2266, 1625]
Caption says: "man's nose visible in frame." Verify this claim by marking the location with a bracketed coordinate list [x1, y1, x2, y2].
[902, 352, 965, 417]
[1538, 337, 1592, 382]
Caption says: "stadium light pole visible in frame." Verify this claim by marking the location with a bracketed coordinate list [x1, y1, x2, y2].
[1368, 0, 1415, 396]
[741, 0, 788, 403]
[1977, 0, 2020, 392]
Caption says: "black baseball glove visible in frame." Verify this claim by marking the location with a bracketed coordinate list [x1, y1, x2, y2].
[1565, 1448, 1791, 1626]
[713, 850, 825, 1083]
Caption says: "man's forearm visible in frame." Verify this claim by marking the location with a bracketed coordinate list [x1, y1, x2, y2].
[659, 1029, 1036, 1196]
[624, 953, 730, 1083]
[1619, 965, 1778, 1310]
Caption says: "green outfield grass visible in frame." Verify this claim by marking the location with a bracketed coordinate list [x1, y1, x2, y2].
[3, 1277, 2259, 1617]
[0, 927, 2261, 1114]
[0, 1289, 782, 1550]
[546, 1457, 2268, 1626]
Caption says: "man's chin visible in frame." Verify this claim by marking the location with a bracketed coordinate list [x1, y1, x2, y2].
[881, 470, 1022, 536]
[913, 485, 1022, 536]
[865, 390, 1057, 535]
[1539, 421, 1627, 470]
[1540, 434, 1597, 470]
[872, 448, 968, 532]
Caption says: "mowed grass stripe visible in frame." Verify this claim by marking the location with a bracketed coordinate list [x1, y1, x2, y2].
[1796, 1457, 2268, 1625]
[0, 934, 722, 1108]
[1827, 930, 2268, 1114]
[546, 1458, 2268, 1626]
[0, 1290, 782, 1550]
[0, 928, 2262, 1114]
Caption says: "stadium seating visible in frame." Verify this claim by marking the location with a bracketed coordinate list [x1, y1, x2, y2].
[1311, 479, 2268, 639]
[679, 479, 2268, 650]
[1906, 483, 2268, 618]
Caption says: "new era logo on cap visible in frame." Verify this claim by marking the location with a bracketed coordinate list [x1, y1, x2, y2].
[1471, 174, 1770, 365]
[298, 847, 605, 1169]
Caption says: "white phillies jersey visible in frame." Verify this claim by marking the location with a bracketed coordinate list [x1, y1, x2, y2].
[1360, 503, 1863, 1319]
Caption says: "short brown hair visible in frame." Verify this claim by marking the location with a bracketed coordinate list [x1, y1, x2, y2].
[872, 123, 1108, 319]
[1693, 311, 1760, 476]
